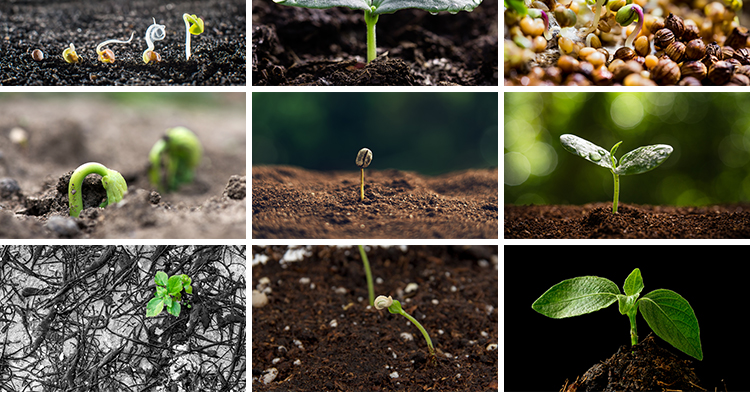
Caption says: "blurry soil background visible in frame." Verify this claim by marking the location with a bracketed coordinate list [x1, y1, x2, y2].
[251, 245, 498, 391]
[0, 0, 245, 86]
[0, 245, 246, 391]
[251, 0, 498, 85]
[505, 202, 750, 238]
[252, 166, 498, 239]
[0, 93, 246, 239]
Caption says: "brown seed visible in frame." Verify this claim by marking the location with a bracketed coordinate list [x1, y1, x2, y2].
[612, 60, 643, 81]
[31, 49, 44, 61]
[725, 27, 749, 50]
[708, 60, 735, 85]
[664, 13, 685, 39]
[678, 76, 703, 86]
[614, 46, 636, 62]
[728, 73, 750, 85]
[685, 39, 706, 60]
[557, 55, 580, 74]
[680, 60, 707, 80]
[682, 23, 700, 41]
[145, 50, 162, 63]
[591, 66, 614, 85]
[665, 41, 686, 62]
[654, 28, 676, 50]
[634, 36, 650, 56]
[706, 42, 722, 59]
[651, 57, 681, 85]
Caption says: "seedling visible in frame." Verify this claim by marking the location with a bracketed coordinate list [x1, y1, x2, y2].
[272, 0, 482, 63]
[62, 43, 80, 63]
[616, 4, 645, 48]
[68, 162, 128, 217]
[146, 271, 193, 317]
[143, 18, 166, 63]
[358, 245, 375, 306]
[148, 127, 203, 192]
[532, 268, 703, 361]
[356, 148, 372, 201]
[375, 295, 436, 361]
[96, 32, 135, 63]
[183, 13, 205, 60]
[560, 134, 672, 214]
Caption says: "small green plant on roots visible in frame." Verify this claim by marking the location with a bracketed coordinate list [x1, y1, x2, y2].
[146, 271, 193, 317]
[68, 162, 128, 217]
[358, 245, 375, 306]
[375, 295, 436, 364]
[148, 127, 203, 192]
[532, 268, 703, 361]
[355, 148, 372, 201]
[560, 134, 673, 214]
[183, 13, 205, 60]
[271, 0, 483, 63]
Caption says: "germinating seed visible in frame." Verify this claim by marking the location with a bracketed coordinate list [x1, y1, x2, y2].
[356, 148, 373, 168]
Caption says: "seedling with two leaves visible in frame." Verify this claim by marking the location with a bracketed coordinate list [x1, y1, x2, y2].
[146, 271, 193, 317]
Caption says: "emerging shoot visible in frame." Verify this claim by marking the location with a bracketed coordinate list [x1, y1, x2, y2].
[143, 18, 166, 63]
[358, 245, 375, 306]
[96, 32, 135, 63]
[183, 13, 205, 60]
[355, 147, 372, 201]
[68, 162, 128, 217]
[62, 43, 80, 64]
[146, 271, 193, 317]
[148, 127, 203, 192]
[616, 4, 644, 48]
[375, 295, 436, 361]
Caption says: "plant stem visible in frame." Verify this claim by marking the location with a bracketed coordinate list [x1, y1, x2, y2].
[69, 162, 110, 217]
[360, 168, 365, 200]
[364, 9, 379, 63]
[358, 245, 374, 306]
[628, 312, 638, 345]
[397, 309, 435, 357]
[612, 171, 620, 214]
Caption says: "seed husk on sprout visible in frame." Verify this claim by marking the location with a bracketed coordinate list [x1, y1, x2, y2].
[356, 148, 372, 201]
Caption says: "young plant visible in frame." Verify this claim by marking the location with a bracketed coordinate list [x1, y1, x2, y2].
[146, 271, 193, 317]
[148, 127, 203, 192]
[355, 147, 372, 201]
[532, 268, 703, 361]
[560, 134, 672, 214]
[183, 13, 205, 61]
[272, 0, 482, 63]
[143, 18, 166, 63]
[96, 32, 135, 63]
[375, 295, 436, 361]
[358, 245, 375, 306]
[68, 162, 128, 217]
[62, 43, 80, 64]
[616, 4, 644, 48]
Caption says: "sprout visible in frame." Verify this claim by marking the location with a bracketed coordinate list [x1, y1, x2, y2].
[616, 4, 644, 48]
[148, 127, 203, 192]
[358, 245, 375, 306]
[375, 295, 436, 362]
[68, 162, 128, 217]
[143, 18, 166, 64]
[62, 43, 80, 64]
[583, 0, 605, 36]
[96, 32, 135, 63]
[355, 148, 372, 201]
[183, 13, 205, 61]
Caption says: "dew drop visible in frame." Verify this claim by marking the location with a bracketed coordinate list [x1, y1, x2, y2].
[589, 152, 601, 161]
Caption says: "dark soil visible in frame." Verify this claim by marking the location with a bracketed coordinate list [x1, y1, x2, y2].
[252, 165, 499, 239]
[504, 202, 750, 238]
[251, 245, 498, 391]
[0, 0, 245, 85]
[565, 333, 705, 392]
[251, 0, 498, 85]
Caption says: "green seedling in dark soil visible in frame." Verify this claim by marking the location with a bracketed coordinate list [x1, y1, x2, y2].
[271, 0, 482, 63]
[146, 271, 193, 317]
[375, 295, 436, 362]
[62, 43, 80, 63]
[183, 13, 205, 60]
[143, 18, 166, 63]
[358, 245, 375, 306]
[532, 268, 703, 360]
[68, 162, 128, 217]
[96, 32, 135, 63]
[148, 127, 203, 192]
[356, 148, 372, 201]
[560, 134, 673, 214]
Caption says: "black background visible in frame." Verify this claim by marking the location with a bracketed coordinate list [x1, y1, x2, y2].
[504, 245, 747, 391]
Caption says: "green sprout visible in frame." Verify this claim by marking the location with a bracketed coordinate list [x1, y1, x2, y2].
[68, 162, 128, 217]
[143, 18, 166, 63]
[148, 127, 203, 192]
[96, 32, 135, 63]
[532, 268, 703, 361]
[375, 295, 436, 362]
[615, 4, 644, 48]
[272, 0, 482, 63]
[355, 147, 372, 201]
[62, 43, 80, 64]
[146, 271, 193, 317]
[560, 134, 673, 214]
[183, 13, 205, 61]
[358, 245, 375, 306]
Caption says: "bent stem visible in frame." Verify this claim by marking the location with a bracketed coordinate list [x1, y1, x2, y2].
[358, 245, 374, 306]
[364, 8, 379, 63]
[68, 162, 127, 217]
[183, 13, 205, 61]
[583, 0, 605, 36]
[390, 302, 436, 358]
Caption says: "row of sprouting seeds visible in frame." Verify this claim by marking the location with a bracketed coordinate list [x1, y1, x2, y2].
[61, 13, 204, 64]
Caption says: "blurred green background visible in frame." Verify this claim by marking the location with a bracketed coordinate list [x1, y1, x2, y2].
[505, 93, 750, 207]
[252, 92, 498, 176]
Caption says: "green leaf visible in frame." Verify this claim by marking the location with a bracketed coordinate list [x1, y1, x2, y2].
[272, 0, 481, 15]
[616, 294, 639, 315]
[623, 268, 644, 296]
[155, 271, 168, 287]
[614, 144, 673, 176]
[167, 301, 181, 317]
[639, 289, 703, 360]
[167, 275, 183, 295]
[146, 297, 165, 317]
[156, 286, 168, 298]
[100, 169, 128, 207]
[184, 284, 193, 295]
[164, 297, 173, 308]
[532, 276, 620, 318]
[560, 134, 615, 171]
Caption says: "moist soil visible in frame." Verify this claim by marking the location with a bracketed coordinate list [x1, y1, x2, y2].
[252, 165, 499, 239]
[0, 0, 245, 86]
[251, 0, 498, 85]
[0, 95, 246, 239]
[564, 333, 705, 392]
[251, 245, 498, 391]
[504, 202, 750, 238]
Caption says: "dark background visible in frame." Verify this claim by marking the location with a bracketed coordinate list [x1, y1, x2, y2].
[504, 245, 747, 391]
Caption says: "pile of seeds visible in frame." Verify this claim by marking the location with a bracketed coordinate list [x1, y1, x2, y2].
[505, 0, 750, 85]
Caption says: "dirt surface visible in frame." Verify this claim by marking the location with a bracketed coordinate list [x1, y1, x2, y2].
[252, 165, 498, 239]
[251, 0, 498, 85]
[0, 94, 246, 239]
[565, 333, 704, 391]
[0, 0, 245, 85]
[504, 202, 750, 238]
[251, 245, 498, 391]
[0, 245, 246, 391]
